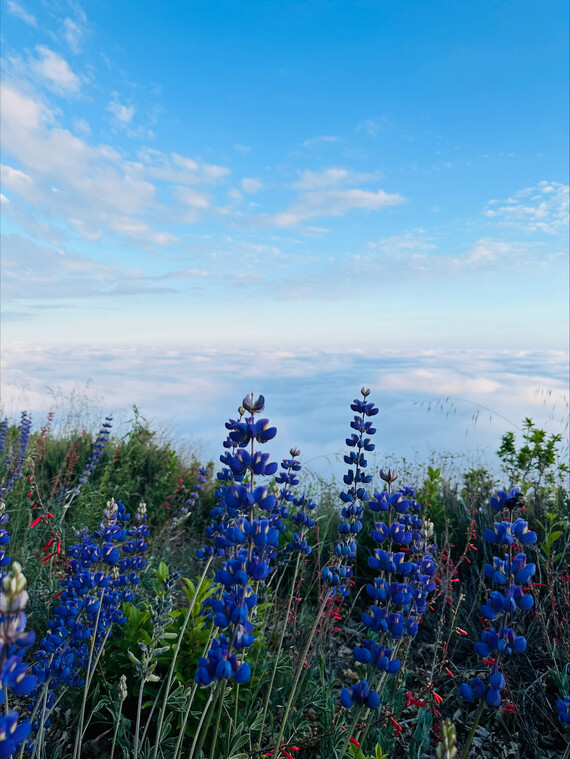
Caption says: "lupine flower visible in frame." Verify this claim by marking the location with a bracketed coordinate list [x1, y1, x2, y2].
[32, 500, 149, 724]
[340, 680, 381, 709]
[0, 422, 8, 455]
[195, 394, 285, 688]
[323, 388, 377, 599]
[339, 393, 438, 714]
[0, 412, 32, 499]
[0, 563, 36, 759]
[66, 416, 113, 498]
[0, 504, 11, 579]
[557, 695, 570, 725]
[460, 487, 535, 708]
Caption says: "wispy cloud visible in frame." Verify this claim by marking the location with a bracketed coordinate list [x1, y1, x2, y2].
[0, 82, 228, 246]
[1, 233, 207, 304]
[367, 229, 436, 256]
[355, 118, 387, 137]
[263, 188, 405, 228]
[107, 95, 135, 125]
[301, 135, 339, 148]
[136, 148, 230, 185]
[31, 46, 81, 96]
[290, 167, 378, 190]
[6, 0, 37, 27]
[484, 181, 569, 235]
[459, 237, 560, 269]
[241, 177, 263, 193]
[62, 5, 89, 55]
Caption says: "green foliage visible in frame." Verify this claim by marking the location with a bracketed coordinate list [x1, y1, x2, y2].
[497, 418, 569, 519]
[2, 406, 569, 758]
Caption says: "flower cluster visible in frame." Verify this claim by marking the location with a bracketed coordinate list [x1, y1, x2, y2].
[287, 490, 317, 556]
[0, 422, 8, 455]
[32, 500, 149, 720]
[182, 466, 211, 515]
[0, 412, 32, 499]
[0, 504, 11, 580]
[195, 395, 285, 688]
[66, 416, 113, 500]
[322, 388, 377, 598]
[459, 488, 536, 707]
[341, 446, 438, 711]
[558, 695, 570, 726]
[0, 562, 36, 759]
[170, 466, 211, 530]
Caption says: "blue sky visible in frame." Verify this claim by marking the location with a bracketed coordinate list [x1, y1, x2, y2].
[1, 0, 568, 473]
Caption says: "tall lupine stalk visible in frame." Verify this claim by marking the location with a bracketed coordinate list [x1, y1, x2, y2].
[0, 504, 12, 581]
[272, 389, 378, 759]
[0, 413, 32, 500]
[190, 393, 282, 757]
[31, 499, 149, 757]
[0, 563, 37, 759]
[458, 487, 537, 759]
[169, 465, 211, 530]
[339, 467, 438, 753]
[63, 415, 112, 514]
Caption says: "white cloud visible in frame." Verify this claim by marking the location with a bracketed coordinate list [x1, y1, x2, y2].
[264, 188, 405, 228]
[63, 18, 84, 53]
[174, 187, 211, 208]
[1, 164, 36, 202]
[233, 144, 251, 154]
[1, 345, 567, 480]
[107, 97, 135, 125]
[0, 83, 182, 245]
[241, 177, 263, 193]
[301, 135, 339, 148]
[367, 229, 437, 256]
[31, 46, 81, 96]
[459, 237, 563, 270]
[6, 0, 37, 26]
[290, 167, 379, 191]
[484, 181, 569, 235]
[137, 148, 230, 185]
[355, 119, 386, 137]
[381, 368, 502, 395]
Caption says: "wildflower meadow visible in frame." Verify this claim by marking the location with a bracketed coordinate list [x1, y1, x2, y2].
[0, 391, 568, 759]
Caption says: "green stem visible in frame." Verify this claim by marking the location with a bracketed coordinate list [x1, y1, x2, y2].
[458, 701, 485, 759]
[339, 705, 363, 757]
[173, 625, 218, 759]
[73, 587, 106, 759]
[258, 552, 302, 742]
[109, 700, 124, 759]
[271, 592, 329, 759]
[134, 677, 145, 758]
[210, 685, 225, 759]
[152, 555, 214, 759]
[233, 682, 240, 733]
[190, 683, 218, 759]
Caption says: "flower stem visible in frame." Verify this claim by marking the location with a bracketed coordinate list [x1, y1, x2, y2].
[152, 555, 213, 759]
[188, 685, 216, 759]
[458, 701, 485, 759]
[258, 552, 302, 742]
[271, 591, 329, 759]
